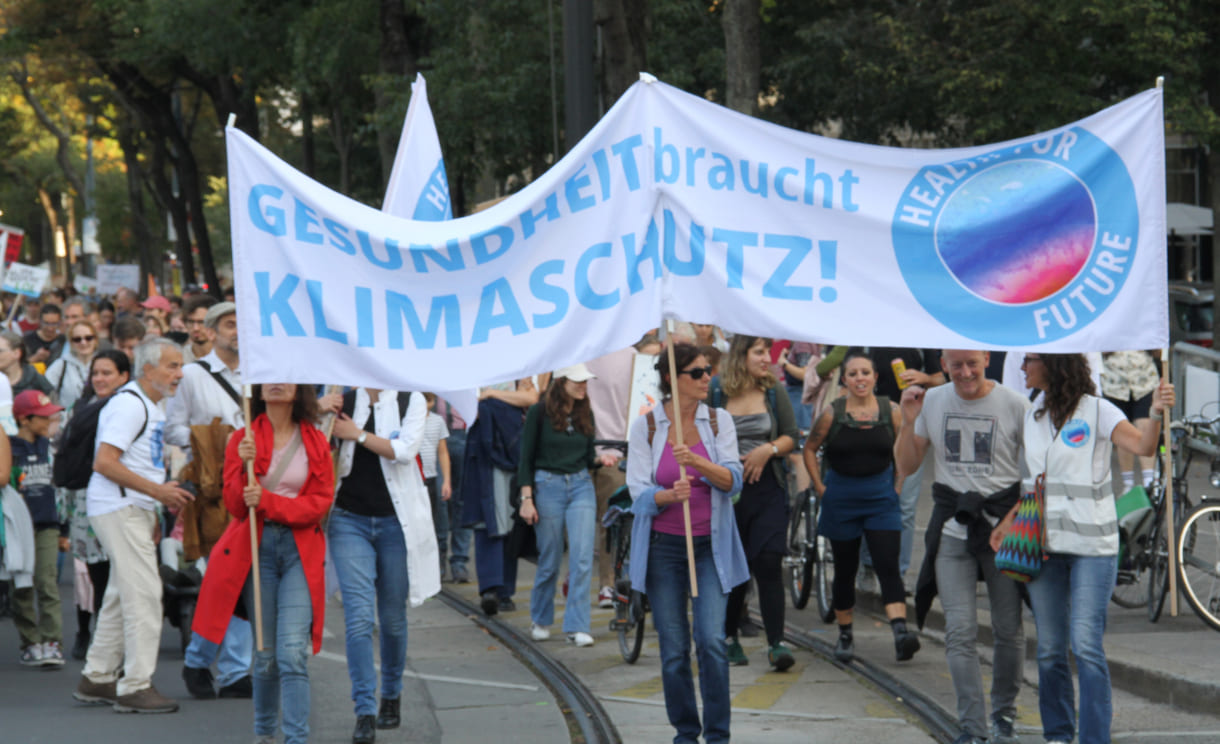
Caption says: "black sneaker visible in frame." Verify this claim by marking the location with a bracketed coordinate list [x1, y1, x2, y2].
[218, 675, 253, 698]
[480, 591, 499, 616]
[833, 634, 854, 663]
[182, 665, 216, 700]
[990, 714, 1019, 744]
[352, 714, 376, 744]
[895, 631, 921, 661]
[376, 697, 401, 729]
[498, 597, 517, 613]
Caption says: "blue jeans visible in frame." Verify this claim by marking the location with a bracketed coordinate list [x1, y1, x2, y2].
[646, 533, 731, 744]
[183, 618, 253, 687]
[530, 470, 595, 633]
[249, 524, 313, 744]
[328, 508, 409, 716]
[445, 430, 472, 570]
[474, 531, 517, 599]
[1027, 552, 1117, 744]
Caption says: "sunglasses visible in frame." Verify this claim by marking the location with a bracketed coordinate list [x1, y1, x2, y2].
[1022, 355, 1042, 365]
[71, 335, 96, 343]
[678, 365, 714, 380]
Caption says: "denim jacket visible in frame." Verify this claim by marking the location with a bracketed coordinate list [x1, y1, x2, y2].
[626, 401, 749, 594]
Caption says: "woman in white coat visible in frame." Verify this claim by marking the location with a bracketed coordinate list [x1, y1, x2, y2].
[330, 389, 440, 744]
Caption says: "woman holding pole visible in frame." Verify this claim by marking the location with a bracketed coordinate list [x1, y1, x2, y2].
[625, 342, 747, 744]
[191, 383, 334, 744]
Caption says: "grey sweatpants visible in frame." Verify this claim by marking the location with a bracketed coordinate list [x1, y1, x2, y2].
[935, 535, 1025, 737]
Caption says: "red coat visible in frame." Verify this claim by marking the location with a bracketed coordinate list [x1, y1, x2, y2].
[191, 414, 335, 653]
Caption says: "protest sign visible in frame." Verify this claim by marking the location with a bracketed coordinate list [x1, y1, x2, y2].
[229, 76, 1167, 391]
[97, 264, 141, 295]
[1, 262, 49, 297]
[74, 274, 99, 294]
[0, 223, 24, 265]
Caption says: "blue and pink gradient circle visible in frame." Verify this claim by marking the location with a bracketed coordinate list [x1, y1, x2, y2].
[936, 161, 1095, 305]
[1060, 419, 1091, 448]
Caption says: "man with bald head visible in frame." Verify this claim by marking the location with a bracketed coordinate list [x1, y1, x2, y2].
[895, 350, 1028, 744]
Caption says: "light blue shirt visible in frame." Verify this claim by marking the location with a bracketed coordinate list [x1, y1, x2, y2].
[626, 401, 749, 594]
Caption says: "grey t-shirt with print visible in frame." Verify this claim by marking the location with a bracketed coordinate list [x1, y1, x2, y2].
[914, 381, 1030, 540]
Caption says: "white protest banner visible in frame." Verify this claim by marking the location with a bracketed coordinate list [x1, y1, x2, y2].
[1, 262, 49, 297]
[229, 76, 1167, 391]
[382, 74, 477, 424]
[74, 274, 99, 294]
[97, 264, 141, 295]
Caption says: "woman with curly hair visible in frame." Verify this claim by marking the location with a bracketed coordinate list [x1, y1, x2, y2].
[517, 364, 616, 646]
[991, 353, 1173, 744]
[713, 335, 800, 670]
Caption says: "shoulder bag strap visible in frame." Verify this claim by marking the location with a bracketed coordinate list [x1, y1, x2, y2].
[261, 427, 303, 492]
[194, 360, 242, 408]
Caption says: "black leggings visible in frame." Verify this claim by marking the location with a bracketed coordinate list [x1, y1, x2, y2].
[725, 550, 785, 646]
[830, 531, 904, 609]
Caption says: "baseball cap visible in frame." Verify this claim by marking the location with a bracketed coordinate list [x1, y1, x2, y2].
[141, 295, 172, 313]
[554, 363, 597, 383]
[13, 390, 64, 418]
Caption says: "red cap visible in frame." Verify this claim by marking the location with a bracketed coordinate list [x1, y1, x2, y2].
[141, 295, 172, 312]
[13, 390, 64, 418]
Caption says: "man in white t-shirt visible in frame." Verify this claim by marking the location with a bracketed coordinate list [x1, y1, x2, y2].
[420, 393, 451, 577]
[75, 337, 193, 714]
[895, 350, 1029, 744]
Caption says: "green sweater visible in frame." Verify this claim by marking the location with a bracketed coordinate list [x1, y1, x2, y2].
[518, 402, 597, 488]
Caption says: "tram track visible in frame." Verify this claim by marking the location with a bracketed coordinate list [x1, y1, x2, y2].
[437, 587, 621, 744]
[759, 610, 960, 743]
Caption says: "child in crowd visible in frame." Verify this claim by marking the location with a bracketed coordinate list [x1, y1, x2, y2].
[421, 393, 452, 578]
[10, 389, 67, 667]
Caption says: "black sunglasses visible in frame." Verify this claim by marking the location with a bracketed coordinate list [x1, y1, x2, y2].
[72, 335, 96, 343]
[678, 365, 714, 380]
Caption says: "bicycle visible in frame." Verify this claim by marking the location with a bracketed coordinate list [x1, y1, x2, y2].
[604, 485, 648, 662]
[786, 486, 834, 623]
[1176, 497, 1220, 632]
[595, 439, 649, 663]
[1112, 416, 1197, 620]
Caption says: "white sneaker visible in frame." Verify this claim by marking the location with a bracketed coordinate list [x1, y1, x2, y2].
[19, 644, 42, 666]
[39, 641, 65, 667]
[568, 632, 595, 647]
[530, 624, 552, 641]
[598, 586, 615, 608]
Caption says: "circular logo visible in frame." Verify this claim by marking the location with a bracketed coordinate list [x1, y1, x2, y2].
[1060, 419, 1091, 448]
[892, 128, 1139, 345]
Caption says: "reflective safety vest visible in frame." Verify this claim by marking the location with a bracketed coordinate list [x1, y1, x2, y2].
[1023, 395, 1118, 557]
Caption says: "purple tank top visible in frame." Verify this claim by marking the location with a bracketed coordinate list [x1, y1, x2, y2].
[652, 441, 712, 537]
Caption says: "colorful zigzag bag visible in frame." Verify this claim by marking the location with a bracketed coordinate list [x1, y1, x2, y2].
[995, 473, 1047, 583]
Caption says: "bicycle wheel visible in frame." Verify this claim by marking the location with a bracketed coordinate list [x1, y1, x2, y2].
[812, 498, 835, 623]
[609, 522, 645, 663]
[618, 591, 645, 663]
[1178, 502, 1220, 632]
[1147, 516, 1169, 622]
[787, 492, 813, 609]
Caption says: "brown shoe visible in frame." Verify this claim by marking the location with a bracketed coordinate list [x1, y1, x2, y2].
[113, 685, 179, 714]
[74, 674, 118, 705]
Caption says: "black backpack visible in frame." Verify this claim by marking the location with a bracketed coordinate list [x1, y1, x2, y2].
[52, 390, 148, 489]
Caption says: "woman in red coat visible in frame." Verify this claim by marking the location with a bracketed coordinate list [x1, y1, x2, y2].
[192, 383, 333, 744]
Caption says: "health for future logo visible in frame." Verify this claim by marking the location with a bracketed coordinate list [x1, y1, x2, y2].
[891, 127, 1140, 346]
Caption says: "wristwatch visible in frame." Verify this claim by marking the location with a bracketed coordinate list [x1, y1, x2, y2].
[357, 432, 368, 445]
[771, 443, 779, 457]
